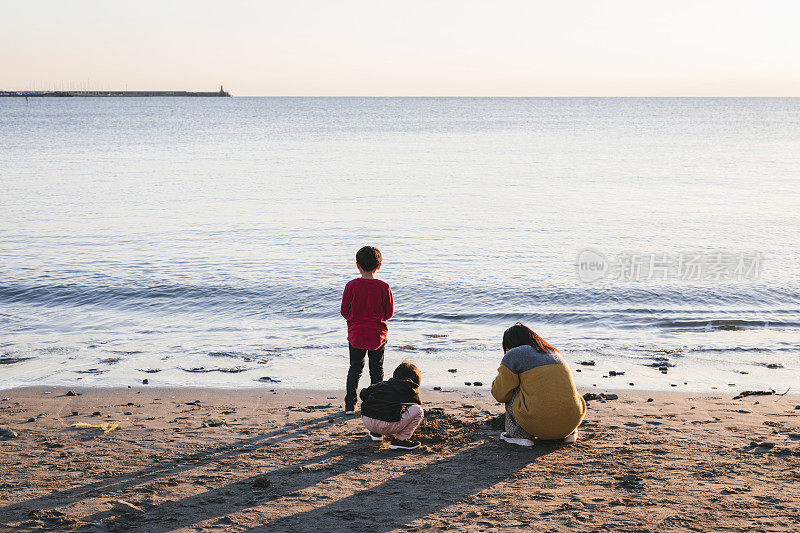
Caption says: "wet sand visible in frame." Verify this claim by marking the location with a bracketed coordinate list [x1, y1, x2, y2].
[1, 386, 799, 532]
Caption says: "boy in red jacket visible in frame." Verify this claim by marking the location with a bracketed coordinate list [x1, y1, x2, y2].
[341, 246, 394, 414]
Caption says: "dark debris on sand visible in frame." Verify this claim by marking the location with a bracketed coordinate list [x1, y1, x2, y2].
[733, 390, 775, 400]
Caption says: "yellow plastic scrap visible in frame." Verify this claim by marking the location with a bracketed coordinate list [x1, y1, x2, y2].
[72, 422, 120, 433]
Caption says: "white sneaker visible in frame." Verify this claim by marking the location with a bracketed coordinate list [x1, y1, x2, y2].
[500, 432, 534, 447]
[368, 432, 384, 441]
[563, 430, 578, 444]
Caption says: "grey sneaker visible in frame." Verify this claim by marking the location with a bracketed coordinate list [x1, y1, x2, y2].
[500, 432, 534, 447]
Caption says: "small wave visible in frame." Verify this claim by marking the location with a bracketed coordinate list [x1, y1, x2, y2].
[4, 279, 799, 312]
[4, 280, 800, 335]
[75, 368, 108, 375]
[655, 319, 799, 330]
[179, 366, 248, 373]
[691, 346, 796, 353]
[208, 351, 250, 358]
[0, 356, 32, 365]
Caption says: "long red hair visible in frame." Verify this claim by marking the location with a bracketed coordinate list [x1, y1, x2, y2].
[502, 322, 558, 354]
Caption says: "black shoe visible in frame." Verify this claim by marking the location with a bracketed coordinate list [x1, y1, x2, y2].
[368, 432, 383, 441]
[345, 403, 356, 414]
[389, 438, 421, 450]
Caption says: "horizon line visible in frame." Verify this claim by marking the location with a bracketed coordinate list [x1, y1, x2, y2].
[5, 90, 800, 98]
[236, 94, 800, 98]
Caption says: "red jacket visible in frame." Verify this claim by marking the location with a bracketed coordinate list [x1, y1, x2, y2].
[340, 278, 394, 350]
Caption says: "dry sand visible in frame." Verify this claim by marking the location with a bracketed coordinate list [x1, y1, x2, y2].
[1, 386, 799, 532]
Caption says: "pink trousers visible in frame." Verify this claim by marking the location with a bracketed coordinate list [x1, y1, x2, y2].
[362, 404, 424, 441]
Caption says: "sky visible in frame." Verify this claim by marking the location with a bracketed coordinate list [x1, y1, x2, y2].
[2, 0, 799, 96]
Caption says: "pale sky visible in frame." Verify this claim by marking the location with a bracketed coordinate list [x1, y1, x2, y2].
[2, 0, 799, 96]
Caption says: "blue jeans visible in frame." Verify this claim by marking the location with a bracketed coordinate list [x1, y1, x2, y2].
[345, 342, 385, 405]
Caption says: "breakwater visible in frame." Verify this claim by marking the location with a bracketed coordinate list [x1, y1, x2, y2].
[0, 87, 231, 97]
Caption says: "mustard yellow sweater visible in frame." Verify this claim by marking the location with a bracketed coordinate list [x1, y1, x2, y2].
[491, 345, 586, 440]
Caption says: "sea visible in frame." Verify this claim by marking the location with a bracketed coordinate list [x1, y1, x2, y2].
[1, 97, 799, 393]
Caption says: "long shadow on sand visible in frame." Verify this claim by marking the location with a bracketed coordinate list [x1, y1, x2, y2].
[1, 411, 348, 521]
[86, 436, 558, 532]
[77, 438, 392, 531]
[242, 440, 559, 532]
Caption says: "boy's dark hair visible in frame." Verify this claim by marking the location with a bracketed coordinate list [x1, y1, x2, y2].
[502, 322, 558, 354]
[393, 361, 421, 386]
[356, 246, 382, 272]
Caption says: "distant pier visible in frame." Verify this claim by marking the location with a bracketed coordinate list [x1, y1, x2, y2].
[0, 86, 231, 97]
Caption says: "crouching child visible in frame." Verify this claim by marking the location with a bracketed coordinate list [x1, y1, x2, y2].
[360, 362, 424, 450]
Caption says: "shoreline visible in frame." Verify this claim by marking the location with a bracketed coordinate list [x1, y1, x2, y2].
[1, 383, 795, 397]
[2, 386, 799, 531]
[3, 343, 795, 394]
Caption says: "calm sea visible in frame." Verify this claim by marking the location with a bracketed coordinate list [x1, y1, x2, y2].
[1, 97, 798, 392]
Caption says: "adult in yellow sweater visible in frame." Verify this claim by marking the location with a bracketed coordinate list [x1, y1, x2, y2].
[491, 323, 586, 446]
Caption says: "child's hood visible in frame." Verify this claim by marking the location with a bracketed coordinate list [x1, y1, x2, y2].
[386, 376, 419, 392]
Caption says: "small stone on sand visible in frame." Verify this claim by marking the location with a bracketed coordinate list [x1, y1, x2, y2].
[110, 499, 145, 515]
[0, 428, 18, 439]
[65, 390, 79, 396]
[253, 477, 271, 489]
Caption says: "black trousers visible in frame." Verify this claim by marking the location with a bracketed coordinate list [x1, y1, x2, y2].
[345, 342, 385, 405]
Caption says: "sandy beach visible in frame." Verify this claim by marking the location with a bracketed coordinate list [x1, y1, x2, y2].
[1, 386, 799, 532]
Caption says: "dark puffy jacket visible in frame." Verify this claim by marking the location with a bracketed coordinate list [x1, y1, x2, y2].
[359, 377, 421, 422]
